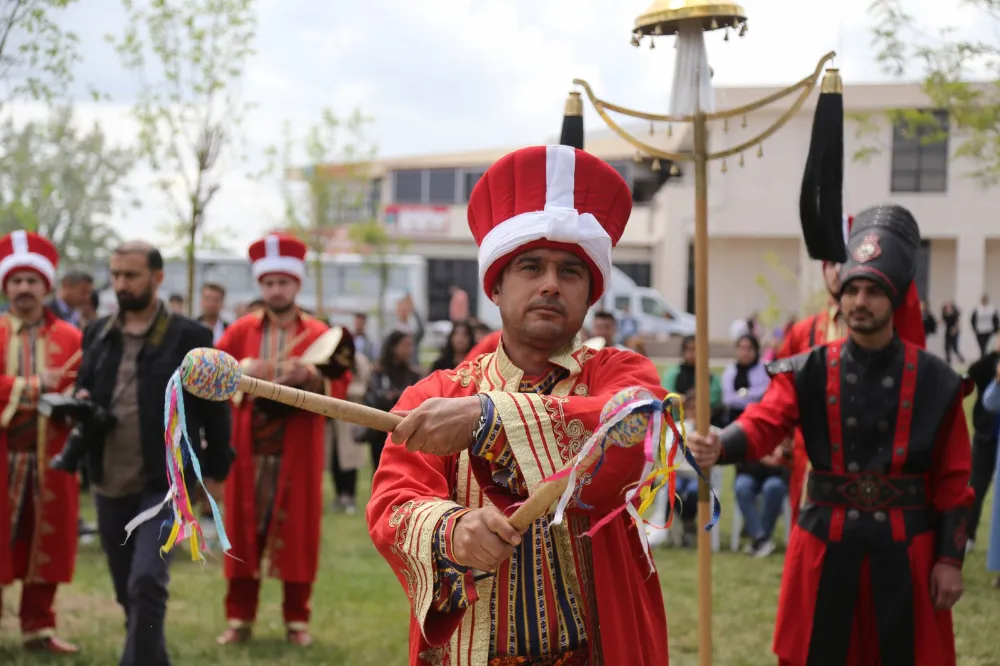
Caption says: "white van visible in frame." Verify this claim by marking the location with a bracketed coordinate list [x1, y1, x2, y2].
[473, 266, 694, 339]
[588, 269, 695, 339]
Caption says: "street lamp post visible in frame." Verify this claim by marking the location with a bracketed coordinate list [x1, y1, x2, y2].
[563, 2, 844, 663]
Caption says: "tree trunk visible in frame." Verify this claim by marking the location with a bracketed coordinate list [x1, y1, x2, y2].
[186, 215, 198, 317]
[314, 252, 325, 319]
[376, 257, 388, 335]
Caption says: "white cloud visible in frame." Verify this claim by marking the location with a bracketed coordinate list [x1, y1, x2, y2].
[7, 0, 990, 256]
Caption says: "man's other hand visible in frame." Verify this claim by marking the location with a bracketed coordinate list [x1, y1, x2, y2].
[930, 561, 964, 611]
[451, 506, 521, 571]
[687, 430, 722, 468]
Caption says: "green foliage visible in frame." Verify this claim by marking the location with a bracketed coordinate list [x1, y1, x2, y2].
[866, 0, 1000, 186]
[753, 251, 797, 329]
[108, 0, 257, 313]
[263, 108, 388, 318]
[0, 107, 136, 264]
[0, 0, 81, 105]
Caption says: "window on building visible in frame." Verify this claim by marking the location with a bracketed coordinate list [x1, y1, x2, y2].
[393, 170, 423, 203]
[427, 169, 457, 204]
[890, 110, 949, 193]
[389, 167, 489, 205]
[463, 169, 485, 201]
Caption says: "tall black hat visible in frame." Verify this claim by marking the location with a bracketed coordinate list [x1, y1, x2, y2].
[839, 203, 920, 307]
[799, 69, 846, 263]
[560, 91, 584, 150]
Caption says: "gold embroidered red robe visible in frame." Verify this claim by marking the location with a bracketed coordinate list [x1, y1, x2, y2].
[216, 310, 348, 585]
[367, 336, 669, 666]
[0, 309, 82, 587]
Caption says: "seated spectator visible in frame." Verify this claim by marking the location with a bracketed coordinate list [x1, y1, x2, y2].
[721, 334, 770, 425]
[661, 335, 724, 426]
[734, 441, 790, 558]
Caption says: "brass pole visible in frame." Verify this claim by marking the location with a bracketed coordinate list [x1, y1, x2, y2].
[692, 110, 713, 666]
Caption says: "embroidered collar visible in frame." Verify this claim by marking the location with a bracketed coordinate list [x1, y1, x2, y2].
[491, 332, 587, 387]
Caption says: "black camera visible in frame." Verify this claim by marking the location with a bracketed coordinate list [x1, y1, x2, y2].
[38, 394, 117, 473]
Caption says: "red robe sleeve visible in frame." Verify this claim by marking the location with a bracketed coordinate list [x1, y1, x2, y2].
[928, 392, 975, 568]
[718, 371, 801, 464]
[0, 374, 31, 427]
[366, 377, 483, 646]
[471, 349, 667, 517]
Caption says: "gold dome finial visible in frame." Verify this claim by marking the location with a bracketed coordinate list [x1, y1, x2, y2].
[633, 0, 747, 37]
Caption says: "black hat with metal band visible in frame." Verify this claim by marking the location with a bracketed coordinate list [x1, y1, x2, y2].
[799, 68, 846, 263]
[560, 91, 584, 150]
[839, 204, 920, 308]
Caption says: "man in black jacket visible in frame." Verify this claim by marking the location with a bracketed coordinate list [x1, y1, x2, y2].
[966, 335, 1000, 552]
[75, 241, 233, 666]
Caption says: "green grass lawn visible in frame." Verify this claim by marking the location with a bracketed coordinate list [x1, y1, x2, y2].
[2, 397, 999, 665]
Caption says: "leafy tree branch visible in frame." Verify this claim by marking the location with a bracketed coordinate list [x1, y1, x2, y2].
[109, 0, 257, 313]
[866, 0, 1000, 186]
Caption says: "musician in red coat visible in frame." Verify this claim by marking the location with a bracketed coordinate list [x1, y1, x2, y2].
[215, 234, 350, 647]
[690, 205, 971, 666]
[368, 146, 669, 665]
[0, 231, 82, 653]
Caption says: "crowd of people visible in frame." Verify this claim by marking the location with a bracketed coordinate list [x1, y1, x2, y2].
[0, 148, 997, 665]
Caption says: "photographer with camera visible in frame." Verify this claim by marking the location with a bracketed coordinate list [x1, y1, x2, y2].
[0, 231, 83, 654]
[72, 241, 233, 666]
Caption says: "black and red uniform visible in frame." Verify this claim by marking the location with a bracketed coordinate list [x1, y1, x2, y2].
[718, 204, 973, 666]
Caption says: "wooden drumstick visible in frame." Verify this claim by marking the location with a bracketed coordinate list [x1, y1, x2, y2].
[183, 348, 611, 531]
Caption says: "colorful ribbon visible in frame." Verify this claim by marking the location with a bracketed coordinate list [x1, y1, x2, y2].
[546, 390, 721, 573]
[123, 370, 230, 561]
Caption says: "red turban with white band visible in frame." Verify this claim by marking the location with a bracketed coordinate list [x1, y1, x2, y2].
[0, 230, 59, 292]
[467, 145, 631, 305]
[248, 233, 308, 283]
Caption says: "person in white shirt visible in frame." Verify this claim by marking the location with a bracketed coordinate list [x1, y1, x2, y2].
[971, 294, 999, 357]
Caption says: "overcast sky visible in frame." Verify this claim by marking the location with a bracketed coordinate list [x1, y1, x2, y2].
[4, 0, 989, 255]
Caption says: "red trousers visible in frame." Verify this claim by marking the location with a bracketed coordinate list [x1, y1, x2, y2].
[224, 531, 312, 627]
[3, 492, 59, 636]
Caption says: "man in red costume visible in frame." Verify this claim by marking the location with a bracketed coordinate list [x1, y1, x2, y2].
[215, 234, 350, 647]
[0, 231, 83, 653]
[690, 204, 970, 666]
[368, 145, 669, 666]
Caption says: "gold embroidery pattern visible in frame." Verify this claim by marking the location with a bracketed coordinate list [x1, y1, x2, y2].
[572, 383, 589, 396]
[389, 500, 423, 599]
[449, 363, 480, 388]
[542, 397, 593, 461]
[419, 645, 450, 666]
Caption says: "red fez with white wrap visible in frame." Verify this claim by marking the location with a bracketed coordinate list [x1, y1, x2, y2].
[0, 230, 59, 292]
[467, 145, 631, 304]
[248, 233, 307, 282]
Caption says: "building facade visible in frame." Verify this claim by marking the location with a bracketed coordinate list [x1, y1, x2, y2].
[330, 82, 1000, 359]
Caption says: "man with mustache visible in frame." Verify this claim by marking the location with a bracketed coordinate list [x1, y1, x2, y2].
[688, 204, 972, 666]
[0, 231, 82, 653]
[367, 146, 669, 665]
[215, 234, 350, 647]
